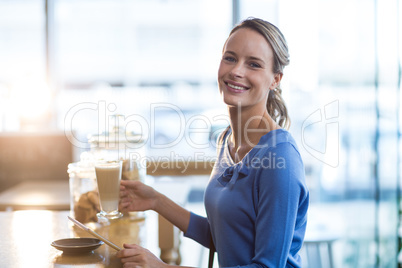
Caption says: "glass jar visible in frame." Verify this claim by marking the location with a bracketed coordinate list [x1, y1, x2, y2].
[67, 153, 98, 223]
[68, 114, 147, 223]
[87, 114, 146, 183]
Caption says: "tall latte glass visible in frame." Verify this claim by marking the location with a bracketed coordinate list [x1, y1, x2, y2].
[94, 161, 123, 220]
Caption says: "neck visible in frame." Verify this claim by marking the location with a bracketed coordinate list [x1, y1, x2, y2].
[228, 105, 278, 151]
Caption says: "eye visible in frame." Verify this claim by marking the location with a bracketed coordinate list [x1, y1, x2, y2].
[223, 56, 236, 63]
[249, 62, 261, 68]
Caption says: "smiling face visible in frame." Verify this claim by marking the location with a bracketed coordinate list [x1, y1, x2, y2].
[218, 27, 282, 111]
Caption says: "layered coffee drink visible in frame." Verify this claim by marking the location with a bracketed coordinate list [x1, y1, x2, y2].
[95, 161, 123, 219]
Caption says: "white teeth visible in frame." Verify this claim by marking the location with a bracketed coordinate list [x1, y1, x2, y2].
[228, 83, 247, 90]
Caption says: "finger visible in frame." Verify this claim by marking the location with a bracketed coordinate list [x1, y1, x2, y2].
[120, 201, 131, 207]
[119, 203, 131, 211]
[120, 255, 142, 264]
[120, 180, 135, 187]
[122, 262, 141, 268]
[116, 249, 129, 258]
[116, 248, 139, 258]
[123, 243, 139, 249]
[120, 197, 131, 205]
[119, 192, 129, 199]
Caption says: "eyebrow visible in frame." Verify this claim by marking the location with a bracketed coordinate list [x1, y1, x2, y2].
[224, 50, 265, 64]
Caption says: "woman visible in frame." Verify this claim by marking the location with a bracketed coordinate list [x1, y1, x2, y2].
[117, 18, 309, 268]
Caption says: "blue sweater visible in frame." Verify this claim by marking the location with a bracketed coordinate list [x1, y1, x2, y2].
[185, 129, 309, 267]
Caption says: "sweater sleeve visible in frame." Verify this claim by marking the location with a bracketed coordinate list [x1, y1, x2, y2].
[183, 212, 213, 248]
[223, 143, 308, 268]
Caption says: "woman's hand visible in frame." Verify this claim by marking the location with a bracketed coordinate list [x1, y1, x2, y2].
[116, 244, 167, 268]
[120, 180, 191, 234]
[119, 180, 159, 212]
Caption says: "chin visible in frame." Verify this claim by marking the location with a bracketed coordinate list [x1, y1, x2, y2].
[222, 97, 244, 108]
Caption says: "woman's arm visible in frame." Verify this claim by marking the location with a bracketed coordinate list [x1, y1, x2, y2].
[118, 180, 209, 267]
[248, 144, 309, 268]
[120, 180, 191, 233]
[154, 190, 191, 233]
[120, 180, 213, 246]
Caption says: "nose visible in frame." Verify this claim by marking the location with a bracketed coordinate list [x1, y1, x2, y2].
[229, 62, 245, 78]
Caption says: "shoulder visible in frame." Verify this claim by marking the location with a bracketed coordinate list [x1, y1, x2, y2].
[248, 130, 307, 190]
[251, 129, 302, 166]
[261, 128, 299, 149]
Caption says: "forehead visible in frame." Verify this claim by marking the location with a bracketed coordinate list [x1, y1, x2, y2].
[224, 27, 273, 60]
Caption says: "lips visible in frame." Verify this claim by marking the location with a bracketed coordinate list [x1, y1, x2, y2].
[225, 81, 250, 93]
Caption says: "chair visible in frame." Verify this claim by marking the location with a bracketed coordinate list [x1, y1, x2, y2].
[302, 234, 338, 268]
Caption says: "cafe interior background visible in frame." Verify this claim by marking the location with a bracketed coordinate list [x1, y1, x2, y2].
[0, 0, 401, 267]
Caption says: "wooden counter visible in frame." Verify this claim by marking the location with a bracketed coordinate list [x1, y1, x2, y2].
[0, 210, 144, 268]
[0, 181, 70, 211]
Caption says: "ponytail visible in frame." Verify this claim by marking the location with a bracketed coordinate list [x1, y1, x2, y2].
[267, 86, 290, 129]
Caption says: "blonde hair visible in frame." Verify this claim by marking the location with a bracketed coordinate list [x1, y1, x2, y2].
[230, 18, 291, 129]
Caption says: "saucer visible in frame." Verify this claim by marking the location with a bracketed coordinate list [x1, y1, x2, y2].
[51, 238, 104, 254]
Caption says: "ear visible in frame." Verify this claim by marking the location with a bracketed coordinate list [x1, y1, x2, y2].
[269, 73, 283, 90]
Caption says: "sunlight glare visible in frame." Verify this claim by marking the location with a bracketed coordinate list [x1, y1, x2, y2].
[11, 210, 53, 267]
[10, 77, 52, 120]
